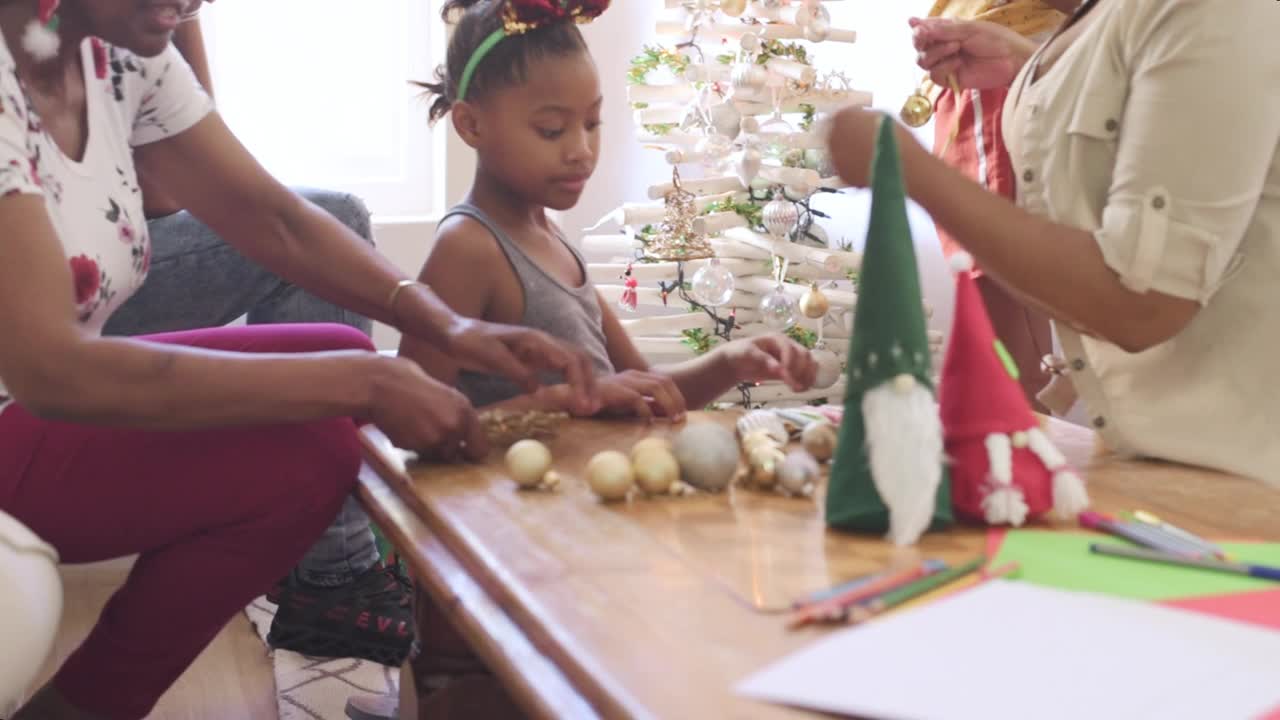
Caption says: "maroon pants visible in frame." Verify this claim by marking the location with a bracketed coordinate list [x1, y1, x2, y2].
[0, 324, 372, 719]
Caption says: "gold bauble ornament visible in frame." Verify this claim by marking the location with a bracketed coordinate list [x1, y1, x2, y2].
[719, 0, 747, 17]
[799, 283, 830, 319]
[900, 92, 934, 128]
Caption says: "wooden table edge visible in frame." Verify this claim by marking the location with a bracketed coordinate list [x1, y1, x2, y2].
[357, 429, 604, 720]
[358, 427, 659, 720]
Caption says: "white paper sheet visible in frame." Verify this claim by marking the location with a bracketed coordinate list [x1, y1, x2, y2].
[737, 581, 1280, 720]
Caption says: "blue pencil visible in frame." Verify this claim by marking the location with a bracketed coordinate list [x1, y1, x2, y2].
[1090, 543, 1280, 582]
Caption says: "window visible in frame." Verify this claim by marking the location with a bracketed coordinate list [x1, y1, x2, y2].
[198, 1, 446, 218]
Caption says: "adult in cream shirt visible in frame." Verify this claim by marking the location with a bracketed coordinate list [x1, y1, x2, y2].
[827, 0, 1280, 485]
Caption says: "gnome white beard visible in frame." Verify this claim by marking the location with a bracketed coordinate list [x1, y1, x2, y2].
[862, 379, 944, 546]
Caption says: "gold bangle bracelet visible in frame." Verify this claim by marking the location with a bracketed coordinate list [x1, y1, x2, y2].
[387, 279, 420, 316]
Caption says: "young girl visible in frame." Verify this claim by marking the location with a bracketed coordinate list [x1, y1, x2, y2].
[401, 0, 818, 421]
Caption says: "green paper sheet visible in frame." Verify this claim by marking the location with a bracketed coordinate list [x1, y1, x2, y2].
[991, 530, 1280, 601]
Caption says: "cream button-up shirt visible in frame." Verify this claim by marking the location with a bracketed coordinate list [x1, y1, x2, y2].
[1002, 0, 1280, 484]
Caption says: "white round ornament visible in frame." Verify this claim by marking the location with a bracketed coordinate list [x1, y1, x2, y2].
[586, 450, 635, 502]
[633, 448, 680, 495]
[708, 103, 743, 140]
[672, 423, 739, 492]
[690, 257, 736, 307]
[505, 439, 552, 489]
[631, 436, 673, 461]
[811, 346, 842, 389]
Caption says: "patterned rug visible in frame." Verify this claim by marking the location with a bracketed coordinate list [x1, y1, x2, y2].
[244, 597, 399, 720]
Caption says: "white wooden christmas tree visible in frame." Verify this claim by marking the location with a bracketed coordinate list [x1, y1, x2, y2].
[582, 0, 943, 406]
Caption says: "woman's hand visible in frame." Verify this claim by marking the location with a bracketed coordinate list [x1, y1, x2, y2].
[719, 335, 818, 392]
[589, 370, 687, 421]
[442, 316, 599, 416]
[368, 355, 488, 461]
[909, 17, 1036, 91]
[827, 108, 925, 189]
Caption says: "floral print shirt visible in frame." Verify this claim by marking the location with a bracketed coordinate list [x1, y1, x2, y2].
[0, 36, 211, 403]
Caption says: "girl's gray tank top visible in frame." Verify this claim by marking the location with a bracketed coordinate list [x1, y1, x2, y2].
[443, 203, 615, 408]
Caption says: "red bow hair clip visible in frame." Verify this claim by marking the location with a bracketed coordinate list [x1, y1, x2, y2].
[504, 0, 611, 33]
[459, 0, 611, 100]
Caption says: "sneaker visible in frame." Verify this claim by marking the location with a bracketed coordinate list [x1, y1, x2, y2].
[267, 561, 415, 666]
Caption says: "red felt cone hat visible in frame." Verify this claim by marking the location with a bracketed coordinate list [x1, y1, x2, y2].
[938, 253, 1038, 440]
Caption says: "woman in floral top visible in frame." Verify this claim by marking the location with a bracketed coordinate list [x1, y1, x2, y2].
[0, 2, 598, 718]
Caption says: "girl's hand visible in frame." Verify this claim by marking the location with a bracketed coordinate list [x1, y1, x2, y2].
[589, 370, 688, 422]
[443, 316, 599, 416]
[720, 335, 818, 392]
[368, 356, 487, 461]
[909, 16, 1033, 91]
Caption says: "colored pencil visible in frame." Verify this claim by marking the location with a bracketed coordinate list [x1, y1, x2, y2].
[793, 559, 948, 609]
[1090, 543, 1280, 582]
[788, 562, 936, 629]
[843, 556, 1005, 625]
[1079, 511, 1207, 558]
[1131, 510, 1228, 560]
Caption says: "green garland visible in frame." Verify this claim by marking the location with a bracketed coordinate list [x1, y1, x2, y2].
[642, 123, 679, 136]
[681, 328, 717, 356]
[703, 198, 764, 231]
[798, 103, 818, 131]
[756, 40, 810, 67]
[628, 45, 690, 85]
[786, 326, 819, 349]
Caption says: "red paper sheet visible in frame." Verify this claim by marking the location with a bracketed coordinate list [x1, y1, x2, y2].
[1161, 588, 1280, 632]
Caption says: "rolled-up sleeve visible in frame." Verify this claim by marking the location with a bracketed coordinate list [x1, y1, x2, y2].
[1094, 0, 1280, 303]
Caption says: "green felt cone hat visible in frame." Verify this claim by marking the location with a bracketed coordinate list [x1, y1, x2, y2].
[825, 114, 952, 533]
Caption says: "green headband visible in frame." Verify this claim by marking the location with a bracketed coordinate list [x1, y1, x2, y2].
[458, 29, 506, 102]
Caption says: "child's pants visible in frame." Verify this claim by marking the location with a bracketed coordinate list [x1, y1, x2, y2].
[0, 324, 371, 719]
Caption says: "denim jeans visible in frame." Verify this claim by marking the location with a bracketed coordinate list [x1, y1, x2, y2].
[103, 188, 381, 588]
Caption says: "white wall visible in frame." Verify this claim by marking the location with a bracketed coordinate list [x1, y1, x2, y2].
[572, 0, 955, 339]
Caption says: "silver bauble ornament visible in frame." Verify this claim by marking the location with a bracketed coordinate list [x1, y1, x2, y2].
[762, 198, 800, 238]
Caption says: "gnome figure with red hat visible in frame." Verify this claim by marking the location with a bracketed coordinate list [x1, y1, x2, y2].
[939, 253, 1090, 525]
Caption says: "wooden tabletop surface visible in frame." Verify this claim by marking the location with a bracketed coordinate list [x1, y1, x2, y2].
[358, 413, 1280, 720]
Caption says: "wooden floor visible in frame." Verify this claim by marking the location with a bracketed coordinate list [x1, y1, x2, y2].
[29, 557, 278, 720]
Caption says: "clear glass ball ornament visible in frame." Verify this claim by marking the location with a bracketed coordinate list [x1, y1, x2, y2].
[691, 258, 736, 307]
[759, 288, 799, 331]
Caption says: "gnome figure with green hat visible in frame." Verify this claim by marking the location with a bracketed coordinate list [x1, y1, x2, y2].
[825, 115, 951, 546]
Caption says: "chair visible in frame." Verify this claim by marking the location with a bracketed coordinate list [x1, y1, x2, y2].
[0, 511, 62, 711]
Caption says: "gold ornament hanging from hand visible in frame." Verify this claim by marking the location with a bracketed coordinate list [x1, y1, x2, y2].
[644, 167, 714, 262]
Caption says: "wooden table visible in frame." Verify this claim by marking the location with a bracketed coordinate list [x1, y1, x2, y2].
[357, 413, 1280, 720]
